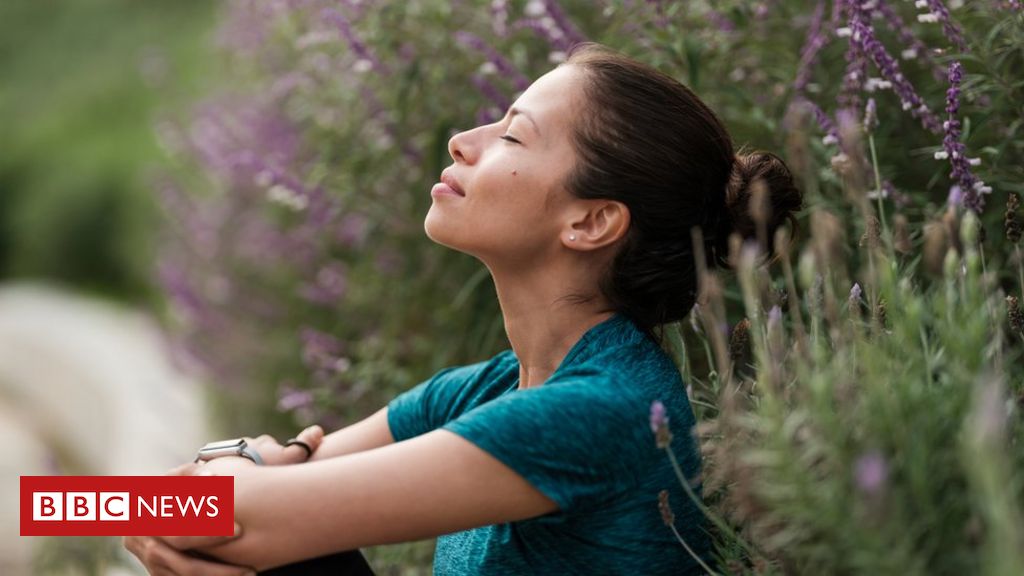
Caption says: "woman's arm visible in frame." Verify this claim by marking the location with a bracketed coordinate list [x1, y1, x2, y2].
[307, 406, 395, 462]
[190, 428, 560, 571]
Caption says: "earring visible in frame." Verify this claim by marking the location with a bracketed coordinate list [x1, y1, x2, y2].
[569, 234, 577, 241]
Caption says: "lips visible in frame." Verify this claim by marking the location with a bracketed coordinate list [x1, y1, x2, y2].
[440, 170, 466, 196]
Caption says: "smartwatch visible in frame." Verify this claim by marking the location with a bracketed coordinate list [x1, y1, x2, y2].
[195, 438, 264, 465]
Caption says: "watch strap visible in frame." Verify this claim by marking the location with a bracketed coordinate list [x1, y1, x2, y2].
[237, 444, 265, 465]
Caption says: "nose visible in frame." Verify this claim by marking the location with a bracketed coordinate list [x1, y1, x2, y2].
[447, 128, 475, 165]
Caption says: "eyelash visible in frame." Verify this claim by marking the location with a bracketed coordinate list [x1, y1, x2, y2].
[500, 134, 521, 144]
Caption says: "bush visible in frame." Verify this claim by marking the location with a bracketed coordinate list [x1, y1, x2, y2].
[157, 1, 1024, 573]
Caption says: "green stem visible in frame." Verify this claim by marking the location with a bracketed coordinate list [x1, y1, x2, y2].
[868, 132, 896, 263]
[1016, 245, 1024, 299]
[689, 399, 719, 411]
[664, 446, 761, 560]
[920, 325, 934, 387]
[668, 523, 721, 575]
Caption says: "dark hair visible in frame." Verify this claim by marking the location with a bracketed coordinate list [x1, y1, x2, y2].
[559, 42, 803, 346]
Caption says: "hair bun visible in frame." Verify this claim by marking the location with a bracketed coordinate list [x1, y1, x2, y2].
[708, 149, 803, 270]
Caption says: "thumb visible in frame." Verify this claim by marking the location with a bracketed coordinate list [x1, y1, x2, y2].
[296, 424, 324, 450]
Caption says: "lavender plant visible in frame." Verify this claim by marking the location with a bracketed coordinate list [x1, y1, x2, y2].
[157, 0, 1024, 572]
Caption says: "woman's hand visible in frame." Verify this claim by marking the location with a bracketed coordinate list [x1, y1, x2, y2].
[123, 463, 256, 576]
[243, 425, 324, 465]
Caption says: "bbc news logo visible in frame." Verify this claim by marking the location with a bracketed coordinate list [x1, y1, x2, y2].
[21, 476, 233, 536]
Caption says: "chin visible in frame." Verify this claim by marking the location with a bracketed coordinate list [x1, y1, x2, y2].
[424, 213, 457, 248]
[424, 216, 483, 260]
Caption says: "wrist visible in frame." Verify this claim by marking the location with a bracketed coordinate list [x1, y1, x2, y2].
[198, 456, 258, 476]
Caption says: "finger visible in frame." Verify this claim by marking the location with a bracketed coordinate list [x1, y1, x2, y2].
[282, 426, 322, 462]
[165, 462, 201, 477]
[184, 558, 257, 576]
[146, 536, 256, 576]
[195, 467, 217, 477]
[161, 521, 242, 550]
[137, 536, 175, 573]
[254, 434, 275, 445]
[296, 425, 324, 450]
[123, 534, 144, 558]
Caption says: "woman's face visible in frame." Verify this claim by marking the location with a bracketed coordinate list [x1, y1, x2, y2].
[424, 64, 584, 266]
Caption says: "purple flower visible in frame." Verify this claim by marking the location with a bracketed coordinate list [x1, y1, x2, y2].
[837, 1, 870, 113]
[882, 180, 913, 210]
[541, 0, 587, 47]
[706, 9, 736, 33]
[850, 282, 863, 301]
[336, 212, 371, 248]
[649, 400, 668, 434]
[277, 383, 315, 412]
[300, 327, 347, 373]
[299, 261, 349, 305]
[491, 0, 510, 37]
[321, 8, 390, 75]
[649, 400, 673, 449]
[921, 1, 968, 53]
[864, 97, 878, 132]
[793, 96, 840, 146]
[948, 184, 964, 208]
[357, 86, 422, 163]
[942, 61, 991, 213]
[875, 0, 947, 82]
[511, 1, 586, 55]
[470, 73, 513, 111]
[848, 5, 942, 134]
[454, 31, 530, 92]
[157, 260, 209, 327]
[793, 0, 830, 95]
[836, 105, 861, 141]
[854, 450, 889, 495]
[651, 397, 675, 446]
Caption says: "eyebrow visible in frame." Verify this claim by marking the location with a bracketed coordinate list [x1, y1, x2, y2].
[508, 106, 540, 137]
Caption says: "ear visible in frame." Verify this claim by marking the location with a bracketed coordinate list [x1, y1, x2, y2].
[564, 200, 630, 249]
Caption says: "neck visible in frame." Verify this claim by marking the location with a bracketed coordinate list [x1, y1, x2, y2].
[485, 261, 613, 391]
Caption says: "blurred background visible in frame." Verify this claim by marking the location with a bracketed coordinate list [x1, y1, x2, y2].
[2, 0, 1022, 575]
[1, 1, 218, 574]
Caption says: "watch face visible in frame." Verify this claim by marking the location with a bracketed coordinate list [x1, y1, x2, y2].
[197, 438, 247, 461]
[202, 438, 245, 451]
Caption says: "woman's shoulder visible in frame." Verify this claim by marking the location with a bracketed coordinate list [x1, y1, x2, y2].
[541, 339, 695, 432]
[436, 348, 519, 403]
[555, 338, 683, 393]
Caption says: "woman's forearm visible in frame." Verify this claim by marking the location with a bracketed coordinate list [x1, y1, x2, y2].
[308, 406, 394, 461]
[195, 456, 390, 571]
[189, 427, 545, 571]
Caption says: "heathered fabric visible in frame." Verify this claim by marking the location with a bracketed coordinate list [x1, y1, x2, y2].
[386, 312, 710, 575]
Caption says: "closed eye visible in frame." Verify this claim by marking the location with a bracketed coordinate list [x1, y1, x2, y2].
[500, 134, 521, 144]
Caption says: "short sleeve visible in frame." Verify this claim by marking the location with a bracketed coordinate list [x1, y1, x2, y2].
[387, 350, 517, 443]
[439, 373, 657, 514]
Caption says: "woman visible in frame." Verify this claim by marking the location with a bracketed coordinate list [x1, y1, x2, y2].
[125, 42, 801, 575]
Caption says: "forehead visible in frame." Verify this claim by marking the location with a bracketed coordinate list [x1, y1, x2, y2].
[512, 64, 584, 131]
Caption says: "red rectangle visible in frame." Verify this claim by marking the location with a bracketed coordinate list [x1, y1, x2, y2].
[21, 476, 234, 536]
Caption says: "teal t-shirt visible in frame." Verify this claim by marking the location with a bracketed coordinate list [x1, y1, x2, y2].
[386, 312, 710, 575]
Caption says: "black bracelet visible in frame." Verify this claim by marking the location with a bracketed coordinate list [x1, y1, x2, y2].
[285, 438, 314, 460]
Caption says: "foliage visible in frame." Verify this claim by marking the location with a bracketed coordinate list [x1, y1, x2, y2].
[0, 0, 214, 306]
[158, 0, 1024, 573]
